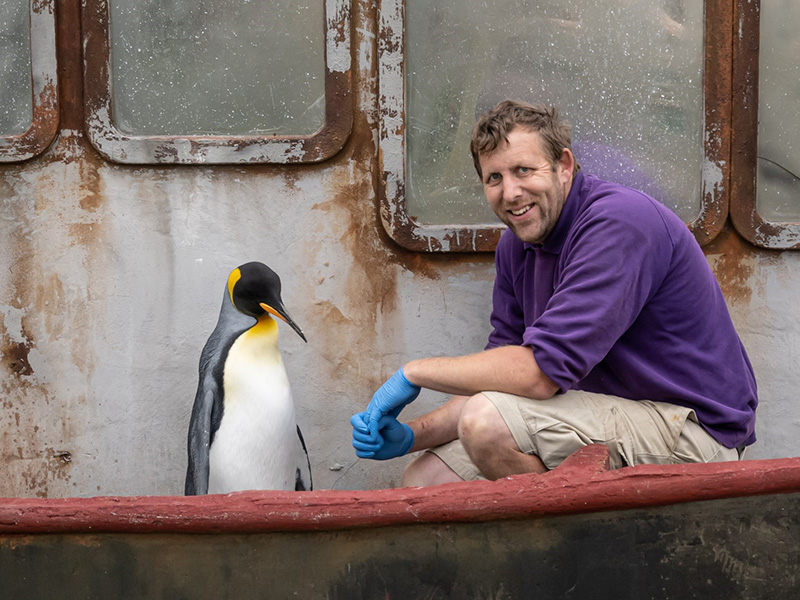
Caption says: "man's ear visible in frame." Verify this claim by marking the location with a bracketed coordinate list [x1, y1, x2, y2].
[557, 148, 575, 185]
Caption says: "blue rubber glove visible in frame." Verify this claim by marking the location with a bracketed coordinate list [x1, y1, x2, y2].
[352, 414, 414, 460]
[351, 412, 380, 456]
[365, 368, 421, 429]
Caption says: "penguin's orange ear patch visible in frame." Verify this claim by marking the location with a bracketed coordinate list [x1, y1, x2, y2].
[227, 268, 242, 304]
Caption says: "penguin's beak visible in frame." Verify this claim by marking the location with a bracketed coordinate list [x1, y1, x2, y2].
[260, 302, 307, 342]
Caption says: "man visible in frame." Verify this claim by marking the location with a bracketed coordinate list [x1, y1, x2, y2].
[352, 100, 757, 487]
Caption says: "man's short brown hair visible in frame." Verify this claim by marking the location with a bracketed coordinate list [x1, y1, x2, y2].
[470, 100, 576, 179]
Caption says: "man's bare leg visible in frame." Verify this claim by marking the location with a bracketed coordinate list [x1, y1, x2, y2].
[402, 451, 464, 487]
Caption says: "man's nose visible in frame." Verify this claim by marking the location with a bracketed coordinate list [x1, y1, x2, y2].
[502, 175, 522, 200]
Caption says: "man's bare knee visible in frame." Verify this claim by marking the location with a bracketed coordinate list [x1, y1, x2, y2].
[402, 451, 463, 487]
[459, 393, 547, 479]
[458, 393, 517, 452]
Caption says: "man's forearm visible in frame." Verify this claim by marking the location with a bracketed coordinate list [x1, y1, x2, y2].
[403, 345, 559, 400]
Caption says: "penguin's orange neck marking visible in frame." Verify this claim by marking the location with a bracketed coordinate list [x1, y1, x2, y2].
[246, 313, 279, 340]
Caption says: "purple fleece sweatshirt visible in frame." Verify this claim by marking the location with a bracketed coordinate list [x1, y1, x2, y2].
[487, 171, 757, 448]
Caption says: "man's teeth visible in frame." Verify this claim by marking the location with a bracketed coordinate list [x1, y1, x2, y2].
[510, 205, 532, 216]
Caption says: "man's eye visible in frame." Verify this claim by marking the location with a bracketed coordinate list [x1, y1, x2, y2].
[486, 173, 501, 183]
[518, 167, 530, 174]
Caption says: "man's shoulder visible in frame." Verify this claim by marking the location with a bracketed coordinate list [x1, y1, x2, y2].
[578, 173, 683, 233]
[580, 173, 659, 211]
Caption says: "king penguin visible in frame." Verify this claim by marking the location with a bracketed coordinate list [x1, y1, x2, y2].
[185, 261, 312, 495]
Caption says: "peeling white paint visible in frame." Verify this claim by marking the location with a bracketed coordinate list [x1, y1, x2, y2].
[87, 101, 312, 164]
[326, 0, 352, 73]
[702, 158, 725, 198]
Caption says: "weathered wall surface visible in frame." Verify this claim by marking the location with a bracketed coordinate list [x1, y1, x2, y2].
[0, 114, 496, 497]
[0, 3, 796, 499]
[705, 230, 800, 462]
[0, 2, 496, 497]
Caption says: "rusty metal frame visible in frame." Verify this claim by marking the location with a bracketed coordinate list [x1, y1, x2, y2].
[378, 0, 731, 252]
[729, 0, 800, 249]
[696, 0, 735, 246]
[81, 0, 352, 165]
[0, 0, 59, 163]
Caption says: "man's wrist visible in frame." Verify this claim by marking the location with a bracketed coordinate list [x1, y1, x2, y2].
[402, 360, 423, 387]
[400, 424, 415, 455]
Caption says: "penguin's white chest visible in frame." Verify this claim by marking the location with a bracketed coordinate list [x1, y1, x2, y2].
[208, 328, 300, 493]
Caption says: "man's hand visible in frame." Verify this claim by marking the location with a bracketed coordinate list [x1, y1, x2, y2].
[351, 413, 414, 460]
[365, 368, 421, 427]
[350, 411, 379, 456]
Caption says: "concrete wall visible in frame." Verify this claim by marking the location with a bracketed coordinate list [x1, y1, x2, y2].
[0, 2, 797, 498]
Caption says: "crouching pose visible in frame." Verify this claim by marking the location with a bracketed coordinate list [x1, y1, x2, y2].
[352, 100, 757, 486]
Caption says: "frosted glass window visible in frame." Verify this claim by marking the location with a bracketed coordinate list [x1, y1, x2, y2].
[406, 0, 705, 226]
[0, 0, 33, 135]
[108, 0, 325, 136]
[756, 0, 800, 221]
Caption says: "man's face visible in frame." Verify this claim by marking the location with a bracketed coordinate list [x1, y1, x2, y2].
[479, 128, 573, 245]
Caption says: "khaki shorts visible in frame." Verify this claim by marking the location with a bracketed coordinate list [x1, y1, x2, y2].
[430, 390, 740, 481]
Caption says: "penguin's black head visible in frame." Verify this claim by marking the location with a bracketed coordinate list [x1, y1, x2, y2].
[228, 262, 307, 342]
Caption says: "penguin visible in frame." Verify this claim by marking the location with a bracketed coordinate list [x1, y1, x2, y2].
[185, 261, 312, 495]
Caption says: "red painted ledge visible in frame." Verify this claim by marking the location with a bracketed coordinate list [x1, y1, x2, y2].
[1, 445, 799, 535]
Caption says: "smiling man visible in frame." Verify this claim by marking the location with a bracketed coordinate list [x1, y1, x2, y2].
[352, 100, 758, 486]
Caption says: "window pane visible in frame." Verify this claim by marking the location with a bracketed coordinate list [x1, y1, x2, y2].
[406, 0, 705, 226]
[0, 0, 33, 135]
[757, 0, 800, 221]
[108, 0, 325, 136]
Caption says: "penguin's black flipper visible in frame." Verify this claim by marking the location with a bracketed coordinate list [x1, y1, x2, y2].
[295, 425, 313, 491]
[185, 387, 216, 495]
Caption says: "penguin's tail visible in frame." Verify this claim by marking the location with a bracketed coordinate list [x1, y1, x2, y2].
[295, 425, 313, 491]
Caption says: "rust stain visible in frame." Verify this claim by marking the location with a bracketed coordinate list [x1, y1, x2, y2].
[0, 65, 102, 500]
[67, 222, 99, 246]
[378, 15, 402, 55]
[0, 213, 72, 497]
[0, 392, 75, 497]
[703, 226, 761, 304]
[328, 4, 348, 47]
[0, 537, 31, 550]
[31, 0, 51, 15]
[305, 110, 494, 397]
[301, 112, 399, 389]
[0, 213, 40, 380]
[0, 0, 102, 499]
[312, 300, 350, 329]
[280, 167, 302, 192]
[56, 0, 84, 133]
[752, 220, 782, 240]
[46, 135, 107, 379]
[2, 339, 35, 377]
[0, 387, 74, 498]
[77, 160, 104, 212]
[72, 535, 104, 548]
[315, 179, 400, 316]
[308, 300, 358, 381]
[35, 272, 66, 341]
